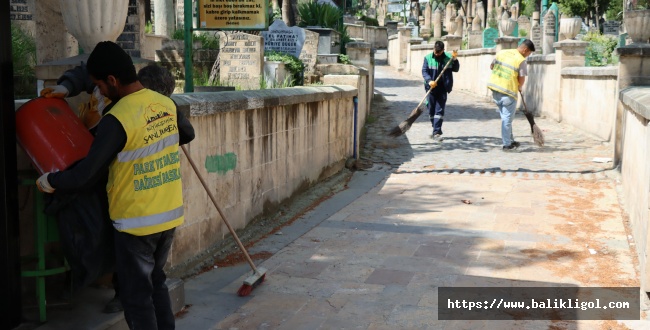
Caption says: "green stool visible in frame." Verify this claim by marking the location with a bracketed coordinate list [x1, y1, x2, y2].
[19, 172, 68, 323]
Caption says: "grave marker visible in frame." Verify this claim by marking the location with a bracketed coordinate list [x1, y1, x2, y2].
[299, 29, 319, 74]
[483, 27, 499, 48]
[603, 21, 620, 36]
[261, 19, 305, 58]
[220, 33, 264, 90]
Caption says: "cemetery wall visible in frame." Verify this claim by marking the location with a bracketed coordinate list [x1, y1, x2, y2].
[167, 86, 357, 269]
[521, 55, 560, 122]
[388, 35, 401, 68]
[451, 48, 496, 99]
[618, 87, 650, 290]
[560, 67, 618, 141]
[345, 24, 389, 49]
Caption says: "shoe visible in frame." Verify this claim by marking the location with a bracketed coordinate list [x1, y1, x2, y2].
[511, 141, 520, 148]
[432, 134, 444, 142]
[103, 295, 123, 313]
[502, 143, 518, 151]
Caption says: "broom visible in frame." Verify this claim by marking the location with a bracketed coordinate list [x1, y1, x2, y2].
[519, 91, 545, 147]
[387, 54, 455, 137]
[180, 145, 267, 296]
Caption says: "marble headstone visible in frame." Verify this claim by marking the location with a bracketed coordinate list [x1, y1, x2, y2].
[220, 33, 264, 90]
[262, 19, 306, 58]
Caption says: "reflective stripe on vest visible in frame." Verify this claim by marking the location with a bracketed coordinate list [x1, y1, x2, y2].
[107, 89, 184, 236]
[487, 49, 525, 99]
[113, 206, 184, 231]
[117, 134, 179, 163]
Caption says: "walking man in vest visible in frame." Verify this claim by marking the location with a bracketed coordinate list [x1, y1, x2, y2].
[487, 39, 536, 151]
[422, 41, 460, 142]
[37, 41, 195, 329]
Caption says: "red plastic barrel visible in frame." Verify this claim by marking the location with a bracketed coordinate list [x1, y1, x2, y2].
[16, 97, 94, 174]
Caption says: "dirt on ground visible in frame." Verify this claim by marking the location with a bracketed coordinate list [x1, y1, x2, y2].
[167, 169, 354, 279]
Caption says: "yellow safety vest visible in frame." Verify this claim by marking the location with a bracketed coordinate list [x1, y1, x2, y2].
[487, 49, 525, 99]
[107, 89, 184, 236]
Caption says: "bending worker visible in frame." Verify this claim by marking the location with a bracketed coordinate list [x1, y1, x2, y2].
[422, 41, 459, 142]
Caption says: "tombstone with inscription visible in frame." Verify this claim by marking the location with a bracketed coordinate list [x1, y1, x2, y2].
[262, 20, 306, 58]
[299, 29, 319, 75]
[433, 8, 442, 38]
[530, 21, 542, 52]
[542, 10, 556, 54]
[518, 16, 531, 36]
[220, 33, 264, 90]
[483, 27, 499, 48]
[603, 21, 620, 36]
[469, 30, 483, 48]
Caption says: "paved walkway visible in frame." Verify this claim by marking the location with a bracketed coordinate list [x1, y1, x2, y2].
[172, 51, 647, 329]
[36, 51, 643, 330]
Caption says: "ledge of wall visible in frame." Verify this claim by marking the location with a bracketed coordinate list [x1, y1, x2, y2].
[172, 85, 358, 117]
[388, 35, 398, 40]
[562, 66, 618, 77]
[620, 87, 650, 120]
[457, 48, 497, 56]
[526, 54, 556, 64]
[411, 44, 436, 51]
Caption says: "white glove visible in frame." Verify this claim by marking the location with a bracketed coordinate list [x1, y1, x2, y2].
[36, 173, 55, 193]
[40, 85, 69, 99]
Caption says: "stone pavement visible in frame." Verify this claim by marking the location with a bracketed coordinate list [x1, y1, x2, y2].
[171, 50, 648, 329]
[24, 50, 645, 330]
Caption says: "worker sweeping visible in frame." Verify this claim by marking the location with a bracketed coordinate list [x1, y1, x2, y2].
[422, 41, 460, 142]
[487, 39, 540, 151]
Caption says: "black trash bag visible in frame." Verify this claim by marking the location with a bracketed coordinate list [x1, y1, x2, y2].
[43, 174, 114, 292]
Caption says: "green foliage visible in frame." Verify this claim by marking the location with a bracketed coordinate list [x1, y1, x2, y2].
[606, 0, 623, 20]
[583, 31, 618, 66]
[521, 0, 535, 17]
[172, 29, 184, 40]
[11, 23, 37, 99]
[296, 1, 351, 55]
[359, 16, 379, 27]
[519, 29, 528, 37]
[633, 0, 649, 9]
[559, 0, 589, 17]
[338, 54, 352, 64]
[488, 9, 498, 29]
[265, 50, 305, 86]
[145, 20, 153, 34]
[297, 1, 345, 28]
[194, 33, 220, 49]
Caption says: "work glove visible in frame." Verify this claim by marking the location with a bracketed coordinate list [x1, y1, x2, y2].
[428, 80, 437, 88]
[452, 50, 458, 60]
[40, 85, 69, 99]
[79, 86, 109, 129]
[36, 173, 55, 193]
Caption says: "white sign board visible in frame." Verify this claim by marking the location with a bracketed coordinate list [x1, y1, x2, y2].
[388, 4, 405, 13]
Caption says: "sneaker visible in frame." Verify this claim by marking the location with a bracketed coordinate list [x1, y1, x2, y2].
[103, 295, 123, 313]
[502, 143, 518, 152]
[511, 141, 520, 148]
[432, 134, 444, 142]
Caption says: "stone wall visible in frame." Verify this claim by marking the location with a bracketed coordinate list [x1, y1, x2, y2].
[167, 86, 357, 269]
[345, 23, 389, 49]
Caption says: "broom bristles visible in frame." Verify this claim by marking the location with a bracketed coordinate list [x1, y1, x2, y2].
[387, 107, 423, 137]
[532, 124, 545, 147]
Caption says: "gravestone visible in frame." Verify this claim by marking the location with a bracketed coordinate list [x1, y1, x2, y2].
[220, 33, 264, 90]
[433, 8, 442, 38]
[10, 0, 33, 20]
[454, 15, 464, 37]
[367, 8, 376, 18]
[603, 21, 620, 36]
[542, 10, 556, 54]
[531, 21, 542, 51]
[469, 30, 483, 48]
[262, 20, 306, 58]
[518, 15, 531, 36]
[299, 29, 319, 74]
[483, 27, 499, 48]
[472, 15, 482, 31]
[477, 1, 486, 29]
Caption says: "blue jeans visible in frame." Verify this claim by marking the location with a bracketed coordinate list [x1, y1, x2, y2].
[427, 91, 447, 135]
[115, 228, 176, 330]
[492, 91, 517, 146]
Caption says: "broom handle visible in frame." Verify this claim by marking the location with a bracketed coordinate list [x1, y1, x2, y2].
[417, 53, 456, 109]
[519, 90, 528, 112]
[180, 144, 260, 274]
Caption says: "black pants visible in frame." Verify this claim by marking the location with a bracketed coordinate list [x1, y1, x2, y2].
[115, 228, 176, 330]
[427, 90, 448, 135]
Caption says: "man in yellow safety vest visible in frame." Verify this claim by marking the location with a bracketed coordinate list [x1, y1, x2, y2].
[37, 41, 194, 330]
[487, 39, 536, 151]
